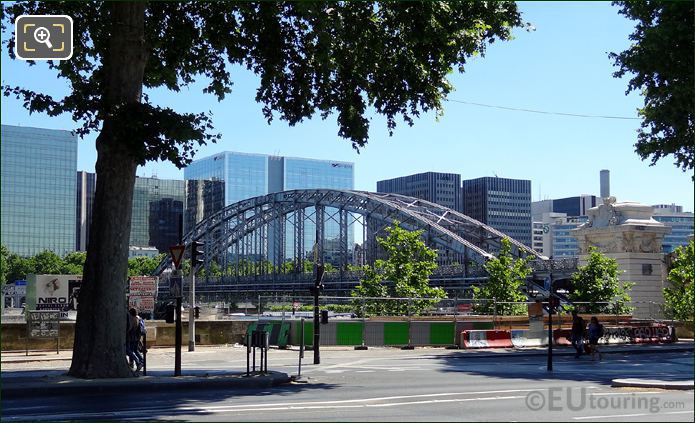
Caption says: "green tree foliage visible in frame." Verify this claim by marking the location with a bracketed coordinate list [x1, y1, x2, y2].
[1, 1, 522, 378]
[0, 245, 8, 285]
[30, 250, 64, 275]
[663, 240, 694, 321]
[352, 221, 445, 316]
[568, 248, 633, 314]
[61, 252, 87, 275]
[610, 1, 694, 175]
[127, 254, 166, 277]
[472, 238, 531, 316]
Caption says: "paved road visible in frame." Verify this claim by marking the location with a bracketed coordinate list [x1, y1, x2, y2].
[2, 347, 693, 421]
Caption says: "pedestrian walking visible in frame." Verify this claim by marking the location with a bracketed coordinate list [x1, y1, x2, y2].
[570, 310, 586, 358]
[126, 308, 144, 373]
[587, 316, 604, 361]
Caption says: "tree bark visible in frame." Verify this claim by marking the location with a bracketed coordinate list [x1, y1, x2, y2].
[69, 2, 147, 378]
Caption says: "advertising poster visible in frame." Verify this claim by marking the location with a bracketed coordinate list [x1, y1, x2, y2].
[27, 275, 82, 320]
[128, 276, 158, 314]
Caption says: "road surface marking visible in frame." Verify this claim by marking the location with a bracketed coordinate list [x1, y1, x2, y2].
[573, 410, 693, 420]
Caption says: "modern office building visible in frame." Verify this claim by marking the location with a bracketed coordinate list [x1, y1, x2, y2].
[1, 125, 77, 257]
[130, 177, 185, 253]
[532, 222, 545, 255]
[184, 179, 225, 235]
[76, 171, 96, 251]
[461, 176, 532, 247]
[534, 212, 587, 258]
[531, 195, 597, 221]
[184, 152, 355, 264]
[652, 204, 694, 253]
[551, 195, 597, 218]
[376, 172, 462, 212]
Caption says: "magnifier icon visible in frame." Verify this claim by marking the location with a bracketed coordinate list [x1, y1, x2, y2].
[33, 27, 53, 49]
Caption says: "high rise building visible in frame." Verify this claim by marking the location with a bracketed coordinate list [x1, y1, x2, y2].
[532, 195, 597, 221]
[461, 176, 532, 247]
[652, 204, 694, 253]
[532, 222, 545, 255]
[76, 171, 96, 251]
[551, 195, 597, 218]
[130, 177, 184, 253]
[376, 172, 462, 212]
[534, 213, 588, 258]
[184, 152, 355, 263]
[1, 125, 77, 257]
[184, 179, 225, 236]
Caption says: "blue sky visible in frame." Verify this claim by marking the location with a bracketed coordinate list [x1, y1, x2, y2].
[2, 1, 693, 212]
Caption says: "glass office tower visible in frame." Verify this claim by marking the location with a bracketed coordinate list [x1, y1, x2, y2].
[130, 177, 184, 253]
[1, 125, 77, 257]
[184, 152, 355, 264]
[462, 176, 532, 248]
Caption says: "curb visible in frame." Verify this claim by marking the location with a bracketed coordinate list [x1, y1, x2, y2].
[451, 344, 694, 359]
[0, 371, 292, 399]
[612, 378, 694, 390]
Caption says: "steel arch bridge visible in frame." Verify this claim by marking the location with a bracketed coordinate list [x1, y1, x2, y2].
[155, 189, 574, 294]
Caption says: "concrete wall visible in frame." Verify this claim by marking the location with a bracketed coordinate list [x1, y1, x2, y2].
[1, 320, 252, 351]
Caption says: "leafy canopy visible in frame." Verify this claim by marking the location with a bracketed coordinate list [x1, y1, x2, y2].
[569, 247, 633, 314]
[2, 1, 522, 161]
[663, 240, 694, 322]
[610, 1, 694, 175]
[352, 221, 446, 316]
[472, 238, 531, 316]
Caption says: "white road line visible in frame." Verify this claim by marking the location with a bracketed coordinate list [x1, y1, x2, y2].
[573, 410, 693, 420]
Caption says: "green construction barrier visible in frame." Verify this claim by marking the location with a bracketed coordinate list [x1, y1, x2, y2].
[384, 322, 409, 345]
[336, 322, 363, 345]
[429, 322, 455, 345]
[304, 321, 314, 346]
[245, 321, 290, 347]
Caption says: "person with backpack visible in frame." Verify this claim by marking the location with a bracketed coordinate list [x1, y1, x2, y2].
[126, 308, 145, 373]
[587, 316, 604, 361]
[570, 310, 586, 358]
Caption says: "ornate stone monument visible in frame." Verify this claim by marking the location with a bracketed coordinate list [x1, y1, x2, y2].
[572, 197, 671, 318]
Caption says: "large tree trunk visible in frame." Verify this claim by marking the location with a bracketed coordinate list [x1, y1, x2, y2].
[69, 2, 147, 378]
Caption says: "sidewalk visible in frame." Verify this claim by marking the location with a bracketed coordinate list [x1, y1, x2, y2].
[1, 345, 292, 399]
[2, 341, 692, 397]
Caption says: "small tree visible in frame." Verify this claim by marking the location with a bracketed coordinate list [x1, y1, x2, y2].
[127, 254, 165, 277]
[0, 245, 8, 285]
[569, 248, 633, 314]
[472, 238, 531, 316]
[663, 240, 694, 321]
[61, 252, 87, 275]
[352, 221, 445, 316]
[31, 250, 64, 275]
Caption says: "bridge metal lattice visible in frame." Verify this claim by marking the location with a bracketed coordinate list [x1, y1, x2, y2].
[155, 189, 558, 293]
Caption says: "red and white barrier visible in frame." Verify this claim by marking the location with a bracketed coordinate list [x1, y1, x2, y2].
[462, 330, 513, 348]
[462, 326, 673, 349]
[511, 330, 548, 347]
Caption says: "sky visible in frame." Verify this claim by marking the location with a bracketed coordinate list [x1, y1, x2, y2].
[2, 1, 693, 212]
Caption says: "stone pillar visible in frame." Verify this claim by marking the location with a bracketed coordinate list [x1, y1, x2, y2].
[572, 197, 671, 319]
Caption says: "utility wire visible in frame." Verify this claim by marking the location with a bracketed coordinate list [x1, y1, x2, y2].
[445, 98, 640, 120]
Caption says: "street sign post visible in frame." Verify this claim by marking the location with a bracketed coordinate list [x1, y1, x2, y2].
[169, 275, 182, 298]
[169, 245, 185, 269]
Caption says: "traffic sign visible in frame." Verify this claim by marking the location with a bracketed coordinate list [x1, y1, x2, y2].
[170, 276, 182, 298]
[170, 245, 185, 269]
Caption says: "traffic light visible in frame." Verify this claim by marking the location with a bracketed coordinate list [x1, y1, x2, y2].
[190, 241, 204, 268]
[194, 306, 200, 319]
[320, 309, 329, 324]
[165, 303, 175, 323]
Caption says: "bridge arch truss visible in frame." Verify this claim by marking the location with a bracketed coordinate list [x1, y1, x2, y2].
[156, 190, 546, 288]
